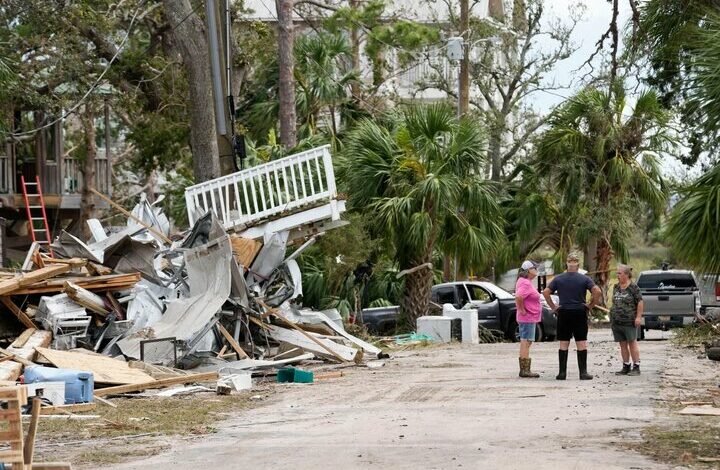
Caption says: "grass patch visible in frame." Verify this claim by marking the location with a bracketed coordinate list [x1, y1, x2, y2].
[32, 392, 264, 468]
[639, 424, 720, 468]
[37, 392, 259, 441]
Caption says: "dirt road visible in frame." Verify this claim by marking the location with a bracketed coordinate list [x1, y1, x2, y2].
[108, 329, 681, 470]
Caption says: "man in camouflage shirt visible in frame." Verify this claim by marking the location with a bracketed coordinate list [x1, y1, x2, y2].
[610, 264, 644, 376]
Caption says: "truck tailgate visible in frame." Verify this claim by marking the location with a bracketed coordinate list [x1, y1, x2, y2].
[641, 290, 696, 316]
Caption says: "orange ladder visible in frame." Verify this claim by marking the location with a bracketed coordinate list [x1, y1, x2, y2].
[20, 175, 53, 256]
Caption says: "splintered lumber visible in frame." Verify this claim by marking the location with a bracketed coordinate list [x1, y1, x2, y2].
[94, 371, 219, 397]
[0, 264, 71, 296]
[216, 323, 249, 359]
[63, 281, 110, 316]
[24, 397, 41, 466]
[12, 273, 141, 295]
[39, 403, 96, 415]
[678, 406, 720, 416]
[30, 464, 73, 470]
[1, 297, 36, 329]
[0, 330, 52, 381]
[230, 235, 262, 267]
[90, 188, 172, 244]
[86, 262, 112, 276]
[34, 347, 154, 385]
[127, 361, 192, 380]
[266, 324, 363, 363]
[12, 329, 37, 348]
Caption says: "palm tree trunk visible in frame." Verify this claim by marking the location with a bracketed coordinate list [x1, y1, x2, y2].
[399, 255, 433, 331]
[595, 235, 612, 304]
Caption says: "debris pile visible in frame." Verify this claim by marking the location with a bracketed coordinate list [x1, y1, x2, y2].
[0, 193, 384, 403]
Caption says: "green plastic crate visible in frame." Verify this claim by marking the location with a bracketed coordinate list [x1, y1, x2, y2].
[276, 367, 314, 383]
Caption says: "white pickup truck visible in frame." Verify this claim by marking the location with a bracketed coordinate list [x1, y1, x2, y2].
[636, 269, 700, 338]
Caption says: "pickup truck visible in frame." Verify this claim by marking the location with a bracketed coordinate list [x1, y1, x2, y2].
[636, 269, 701, 337]
[357, 281, 557, 342]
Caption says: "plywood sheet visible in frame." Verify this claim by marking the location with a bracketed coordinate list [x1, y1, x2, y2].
[34, 347, 155, 385]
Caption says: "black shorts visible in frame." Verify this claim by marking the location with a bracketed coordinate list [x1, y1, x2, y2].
[556, 307, 588, 341]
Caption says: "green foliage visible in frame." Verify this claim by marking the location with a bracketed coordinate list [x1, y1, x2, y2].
[639, 0, 720, 164]
[126, 113, 190, 176]
[513, 81, 672, 277]
[665, 164, 720, 274]
[324, 0, 440, 86]
[341, 102, 505, 273]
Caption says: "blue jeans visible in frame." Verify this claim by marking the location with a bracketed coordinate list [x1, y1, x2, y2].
[519, 322, 536, 341]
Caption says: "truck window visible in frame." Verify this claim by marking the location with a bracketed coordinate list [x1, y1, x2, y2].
[435, 288, 456, 305]
[637, 273, 697, 289]
[467, 285, 492, 303]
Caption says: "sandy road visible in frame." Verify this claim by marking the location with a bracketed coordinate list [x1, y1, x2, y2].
[107, 329, 682, 470]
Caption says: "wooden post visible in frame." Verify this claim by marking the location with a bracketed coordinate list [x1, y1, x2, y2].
[24, 396, 41, 466]
[0, 217, 6, 268]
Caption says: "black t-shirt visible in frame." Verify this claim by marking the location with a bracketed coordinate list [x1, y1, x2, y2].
[547, 271, 596, 309]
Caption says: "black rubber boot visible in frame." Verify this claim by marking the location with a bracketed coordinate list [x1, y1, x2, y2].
[628, 364, 641, 376]
[615, 363, 631, 375]
[556, 349, 568, 380]
[577, 350, 593, 380]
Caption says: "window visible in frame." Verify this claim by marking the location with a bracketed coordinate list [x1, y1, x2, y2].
[435, 288, 456, 305]
[637, 273, 697, 290]
[467, 285, 492, 303]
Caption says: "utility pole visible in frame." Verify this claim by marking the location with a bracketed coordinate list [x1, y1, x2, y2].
[459, 0, 470, 117]
[206, 0, 237, 176]
[276, 0, 297, 149]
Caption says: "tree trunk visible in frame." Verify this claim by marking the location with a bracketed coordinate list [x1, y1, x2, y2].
[399, 255, 433, 331]
[79, 107, 96, 241]
[489, 123, 503, 181]
[595, 235, 612, 305]
[349, 0, 361, 99]
[459, 0, 470, 117]
[276, 0, 297, 149]
[163, 0, 220, 183]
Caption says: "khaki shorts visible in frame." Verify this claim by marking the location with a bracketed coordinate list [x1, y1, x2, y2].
[612, 324, 638, 342]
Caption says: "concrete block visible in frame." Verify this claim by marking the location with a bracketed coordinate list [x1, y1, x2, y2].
[416, 316, 453, 343]
[442, 305, 479, 344]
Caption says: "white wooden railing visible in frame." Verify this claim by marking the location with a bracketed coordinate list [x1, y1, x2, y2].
[185, 145, 341, 230]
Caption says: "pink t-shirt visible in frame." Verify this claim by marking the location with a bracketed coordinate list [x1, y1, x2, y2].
[515, 277, 541, 323]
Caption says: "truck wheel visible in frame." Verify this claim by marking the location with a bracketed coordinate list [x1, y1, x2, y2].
[707, 347, 720, 361]
[637, 326, 645, 341]
[535, 323, 544, 342]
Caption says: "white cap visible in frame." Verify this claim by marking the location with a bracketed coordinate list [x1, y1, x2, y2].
[521, 260, 536, 270]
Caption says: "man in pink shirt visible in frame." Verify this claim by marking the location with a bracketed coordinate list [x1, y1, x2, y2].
[515, 260, 542, 378]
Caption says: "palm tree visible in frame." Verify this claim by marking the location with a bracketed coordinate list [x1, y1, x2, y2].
[639, 5, 720, 274]
[666, 164, 720, 274]
[533, 81, 673, 295]
[340, 103, 505, 326]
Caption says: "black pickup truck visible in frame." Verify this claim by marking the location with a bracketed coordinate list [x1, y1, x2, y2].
[356, 281, 557, 341]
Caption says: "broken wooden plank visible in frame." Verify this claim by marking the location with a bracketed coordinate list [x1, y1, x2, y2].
[39, 403, 96, 415]
[266, 324, 362, 363]
[0, 265, 71, 296]
[1, 297, 36, 329]
[34, 348, 154, 385]
[94, 371, 219, 397]
[678, 406, 720, 416]
[216, 323, 249, 359]
[24, 397, 41, 466]
[230, 235, 262, 268]
[11, 273, 141, 295]
[11, 328, 37, 348]
[63, 281, 110, 316]
[0, 348, 34, 367]
[92, 395, 117, 408]
[30, 463, 74, 470]
[86, 262, 113, 276]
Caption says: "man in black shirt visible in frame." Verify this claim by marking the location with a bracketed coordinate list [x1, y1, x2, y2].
[543, 252, 602, 380]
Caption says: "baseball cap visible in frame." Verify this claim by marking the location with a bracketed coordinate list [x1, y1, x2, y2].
[566, 252, 580, 263]
[521, 260, 537, 270]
